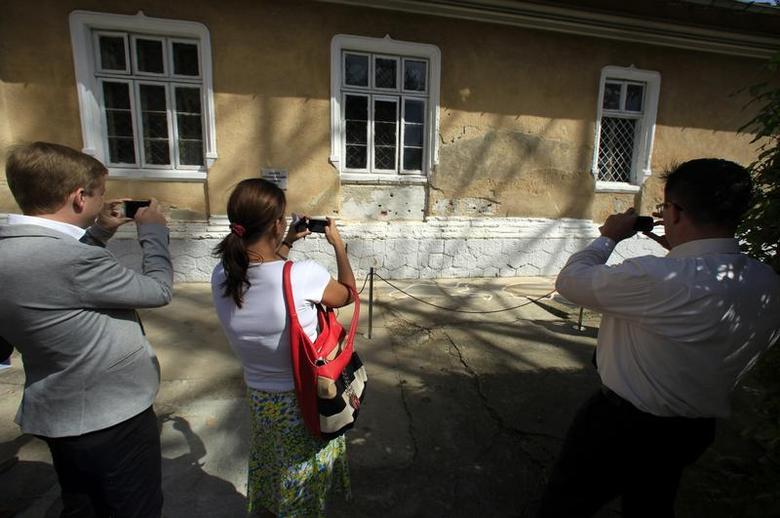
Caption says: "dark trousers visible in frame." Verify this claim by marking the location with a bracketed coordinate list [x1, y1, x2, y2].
[43, 406, 163, 518]
[538, 388, 716, 518]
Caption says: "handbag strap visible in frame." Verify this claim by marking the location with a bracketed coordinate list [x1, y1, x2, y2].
[282, 261, 360, 348]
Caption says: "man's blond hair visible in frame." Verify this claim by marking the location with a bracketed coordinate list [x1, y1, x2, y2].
[5, 142, 107, 215]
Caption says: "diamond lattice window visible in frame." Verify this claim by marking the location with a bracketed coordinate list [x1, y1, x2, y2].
[341, 51, 428, 174]
[596, 79, 646, 184]
[597, 117, 636, 183]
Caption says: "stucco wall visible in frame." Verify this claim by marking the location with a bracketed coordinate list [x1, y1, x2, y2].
[0, 0, 769, 225]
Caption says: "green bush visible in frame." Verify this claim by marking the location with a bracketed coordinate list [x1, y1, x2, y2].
[738, 53, 780, 273]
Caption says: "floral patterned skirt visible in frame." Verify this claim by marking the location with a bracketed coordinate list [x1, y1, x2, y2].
[246, 387, 350, 517]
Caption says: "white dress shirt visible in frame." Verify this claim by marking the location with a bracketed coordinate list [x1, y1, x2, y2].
[7, 214, 86, 241]
[556, 236, 780, 418]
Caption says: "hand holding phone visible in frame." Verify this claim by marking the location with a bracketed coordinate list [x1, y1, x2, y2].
[633, 216, 655, 232]
[123, 200, 151, 219]
[293, 214, 329, 233]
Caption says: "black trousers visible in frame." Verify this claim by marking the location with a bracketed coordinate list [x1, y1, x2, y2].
[538, 388, 716, 518]
[42, 406, 163, 518]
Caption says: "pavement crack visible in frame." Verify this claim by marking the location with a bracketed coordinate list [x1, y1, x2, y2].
[442, 332, 560, 469]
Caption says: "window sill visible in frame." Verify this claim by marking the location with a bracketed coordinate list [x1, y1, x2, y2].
[595, 181, 641, 193]
[340, 172, 427, 185]
[107, 168, 207, 182]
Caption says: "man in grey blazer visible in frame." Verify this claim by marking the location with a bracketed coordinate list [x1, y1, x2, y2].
[0, 142, 173, 517]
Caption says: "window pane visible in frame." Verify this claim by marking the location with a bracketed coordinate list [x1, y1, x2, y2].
[404, 99, 424, 124]
[172, 42, 199, 76]
[139, 84, 170, 165]
[345, 95, 368, 148]
[174, 87, 203, 165]
[345, 95, 368, 120]
[626, 84, 644, 112]
[404, 124, 423, 147]
[103, 81, 131, 109]
[346, 121, 367, 145]
[374, 99, 398, 170]
[403, 148, 423, 171]
[175, 87, 201, 114]
[176, 115, 202, 139]
[404, 60, 427, 91]
[140, 84, 167, 112]
[597, 117, 636, 183]
[179, 141, 203, 166]
[344, 53, 369, 87]
[375, 144, 396, 170]
[603, 82, 622, 110]
[346, 145, 367, 169]
[145, 140, 170, 165]
[375, 122, 396, 146]
[374, 100, 397, 122]
[136, 38, 165, 74]
[375, 57, 397, 89]
[106, 111, 133, 137]
[108, 138, 135, 164]
[99, 36, 126, 71]
[103, 82, 135, 165]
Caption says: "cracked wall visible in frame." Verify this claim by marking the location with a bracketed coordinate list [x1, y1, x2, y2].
[0, 0, 767, 226]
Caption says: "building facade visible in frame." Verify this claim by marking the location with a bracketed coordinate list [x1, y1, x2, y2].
[1, 0, 778, 280]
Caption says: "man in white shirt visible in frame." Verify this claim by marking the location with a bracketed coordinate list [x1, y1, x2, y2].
[538, 159, 780, 517]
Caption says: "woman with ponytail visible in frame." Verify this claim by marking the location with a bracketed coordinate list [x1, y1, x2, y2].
[210, 179, 355, 517]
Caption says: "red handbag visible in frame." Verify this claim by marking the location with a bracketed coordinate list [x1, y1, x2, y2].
[282, 261, 367, 439]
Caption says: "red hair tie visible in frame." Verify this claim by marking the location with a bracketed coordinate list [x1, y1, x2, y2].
[229, 223, 246, 237]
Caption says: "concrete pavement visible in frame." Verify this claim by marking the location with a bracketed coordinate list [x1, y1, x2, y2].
[3, 276, 768, 517]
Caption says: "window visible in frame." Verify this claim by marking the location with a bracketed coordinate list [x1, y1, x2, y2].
[70, 11, 216, 180]
[331, 35, 440, 182]
[592, 66, 660, 192]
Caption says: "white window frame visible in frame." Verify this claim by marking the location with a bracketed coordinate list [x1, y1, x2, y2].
[592, 66, 660, 193]
[70, 10, 217, 181]
[93, 31, 130, 75]
[331, 34, 440, 184]
[131, 34, 168, 77]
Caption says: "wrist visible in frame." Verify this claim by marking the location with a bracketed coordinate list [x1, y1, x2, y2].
[281, 240, 294, 249]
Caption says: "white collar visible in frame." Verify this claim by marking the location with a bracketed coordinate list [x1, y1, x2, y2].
[667, 238, 741, 258]
[6, 214, 87, 241]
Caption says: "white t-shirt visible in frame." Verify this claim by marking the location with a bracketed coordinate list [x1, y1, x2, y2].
[211, 259, 331, 392]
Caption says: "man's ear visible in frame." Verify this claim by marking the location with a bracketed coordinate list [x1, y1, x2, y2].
[669, 204, 684, 225]
[71, 188, 87, 214]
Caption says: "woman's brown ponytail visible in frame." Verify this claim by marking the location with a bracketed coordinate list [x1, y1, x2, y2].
[213, 179, 286, 307]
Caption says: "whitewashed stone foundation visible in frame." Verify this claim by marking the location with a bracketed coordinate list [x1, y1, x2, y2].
[101, 216, 666, 282]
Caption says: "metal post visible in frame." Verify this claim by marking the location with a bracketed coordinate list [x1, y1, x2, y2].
[368, 267, 374, 339]
[577, 307, 585, 331]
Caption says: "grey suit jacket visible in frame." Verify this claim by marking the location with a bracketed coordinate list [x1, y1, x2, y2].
[0, 222, 173, 437]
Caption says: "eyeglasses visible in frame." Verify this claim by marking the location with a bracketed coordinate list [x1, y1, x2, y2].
[655, 201, 683, 215]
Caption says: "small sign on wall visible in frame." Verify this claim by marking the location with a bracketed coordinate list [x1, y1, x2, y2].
[262, 168, 288, 190]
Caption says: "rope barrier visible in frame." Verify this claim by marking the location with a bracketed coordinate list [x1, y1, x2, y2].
[373, 272, 557, 314]
[356, 273, 370, 295]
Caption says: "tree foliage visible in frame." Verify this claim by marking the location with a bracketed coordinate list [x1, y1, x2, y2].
[738, 53, 780, 273]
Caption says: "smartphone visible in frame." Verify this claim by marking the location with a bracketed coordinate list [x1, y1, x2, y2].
[123, 200, 151, 219]
[633, 216, 655, 232]
[306, 218, 329, 233]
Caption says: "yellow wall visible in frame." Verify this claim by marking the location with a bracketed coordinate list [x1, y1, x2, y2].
[0, 0, 769, 221]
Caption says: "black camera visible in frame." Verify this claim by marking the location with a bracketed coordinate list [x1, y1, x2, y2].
[123, 200, 151, 219]
[633, 216, 655, 232]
